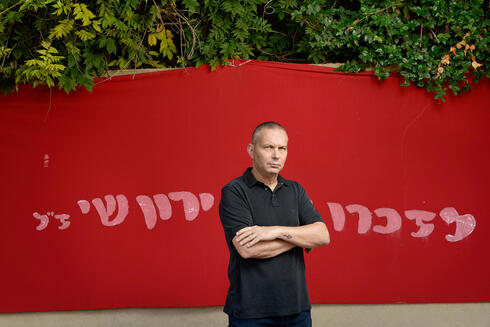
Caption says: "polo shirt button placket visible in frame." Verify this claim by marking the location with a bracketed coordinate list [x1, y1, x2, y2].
[271, 191, 280, 207]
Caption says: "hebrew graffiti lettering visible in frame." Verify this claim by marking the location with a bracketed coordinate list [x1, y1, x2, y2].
[326, 202, 345, 232]
[404, 210, 436, 237]
[33, 211, 71, 230]
[33, 193, 473, 243]
[326, 203, 476, 242]
[136, 195, 158, 230]
[35, 190, 215, 231]
[345, 204, 372, 234]
[91, 194, 129, 227]
[54, 213, 71, 230]
[77, 200, 90, 214]
[439, 207, 476, 242]
[199, 193, 215, 211]
[373, 208, 402, 234]
[168, 191, 200, 221]
[153, 194, 172, 220]
[33, 212, 50, 231]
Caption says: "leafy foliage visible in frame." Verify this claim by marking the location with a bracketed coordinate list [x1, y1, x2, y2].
[0, 0, 488, 100]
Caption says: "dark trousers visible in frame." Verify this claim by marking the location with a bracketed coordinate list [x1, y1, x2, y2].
[228, 311, 312, 327]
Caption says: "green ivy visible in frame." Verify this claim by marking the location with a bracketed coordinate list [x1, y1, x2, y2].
[0, 0, 488, 101]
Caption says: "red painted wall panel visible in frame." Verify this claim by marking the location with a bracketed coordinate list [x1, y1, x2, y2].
[0, 60, 488, 313]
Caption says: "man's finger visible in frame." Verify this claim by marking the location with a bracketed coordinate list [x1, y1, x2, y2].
[236, 229, 247, 236]
[236, 226, 256, 236]
[246, 238, 259, 248]
[239, 234, 251, 244]
[236, 230, 253, 242]
[240, 234, 256, 246]
[245, 233, 263, 247]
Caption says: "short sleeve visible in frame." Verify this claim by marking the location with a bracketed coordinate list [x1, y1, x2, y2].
[297, 183, 324, 226]
[219, 184, 253, 244]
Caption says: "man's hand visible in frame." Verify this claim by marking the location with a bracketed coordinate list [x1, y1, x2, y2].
[235, 222, 329, 253]
[235, 226, 280, 248]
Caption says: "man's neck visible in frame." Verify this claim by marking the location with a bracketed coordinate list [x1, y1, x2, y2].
[251, 167, 278, 190]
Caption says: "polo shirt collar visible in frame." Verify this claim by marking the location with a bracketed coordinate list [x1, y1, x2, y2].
[243, 167, 289, 188]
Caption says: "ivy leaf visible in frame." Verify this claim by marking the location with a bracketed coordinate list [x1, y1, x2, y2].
[49, 19, 74, 40]
[75, 30, 96, 41]
[58, 74, 78, 93]
[148, 33, 157, 47]
[166, 29, 177, 54]
[84, 50, 105, 74]
[471, 61, 482, 69]
[182, 0, 199, 12]
[73, 3, 96, 26]
[437, 33, 451, 44]
[105, 38, 116, 54]
[0, 77, 15, 95]
[0, 0, 487, 100]
[92, 20, 102, 33]
[78, 74, 95, 92]
[51, 2, 71, 16]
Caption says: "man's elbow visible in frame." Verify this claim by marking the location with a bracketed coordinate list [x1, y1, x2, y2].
[319, 232, 330, 246]
[311, 237, 329, 249]
[316, 223, 330, 247]
[237, 247, 253, 259]
[237, 246, 268, 259]
[233, 238, 255, 259]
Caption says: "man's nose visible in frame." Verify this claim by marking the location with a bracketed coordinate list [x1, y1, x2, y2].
[272, 148, 279, 158]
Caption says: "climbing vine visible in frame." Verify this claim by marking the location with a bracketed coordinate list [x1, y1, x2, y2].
[0, 0, 488, 101]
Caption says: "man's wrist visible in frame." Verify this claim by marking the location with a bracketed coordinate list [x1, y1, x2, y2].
[276, 226, 293, 241]
[264, 226, 281, 240]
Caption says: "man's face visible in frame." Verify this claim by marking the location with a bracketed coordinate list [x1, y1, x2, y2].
[248, 127, 288, 177]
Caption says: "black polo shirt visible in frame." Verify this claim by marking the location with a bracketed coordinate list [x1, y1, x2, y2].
[219, 167, 324, 319]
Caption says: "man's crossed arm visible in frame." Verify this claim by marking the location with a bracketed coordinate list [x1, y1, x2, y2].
[232, 222, 330, 259]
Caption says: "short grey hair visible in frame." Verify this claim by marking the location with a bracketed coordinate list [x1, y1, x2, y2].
[251, 121, 285, 144]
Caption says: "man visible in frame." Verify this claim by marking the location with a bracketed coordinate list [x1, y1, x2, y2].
[219, 121, 330, 327]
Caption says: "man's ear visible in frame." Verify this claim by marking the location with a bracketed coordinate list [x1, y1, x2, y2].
[247, 143, 254, 159]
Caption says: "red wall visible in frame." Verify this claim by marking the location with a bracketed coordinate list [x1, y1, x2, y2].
[0, 60, 489, 313]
